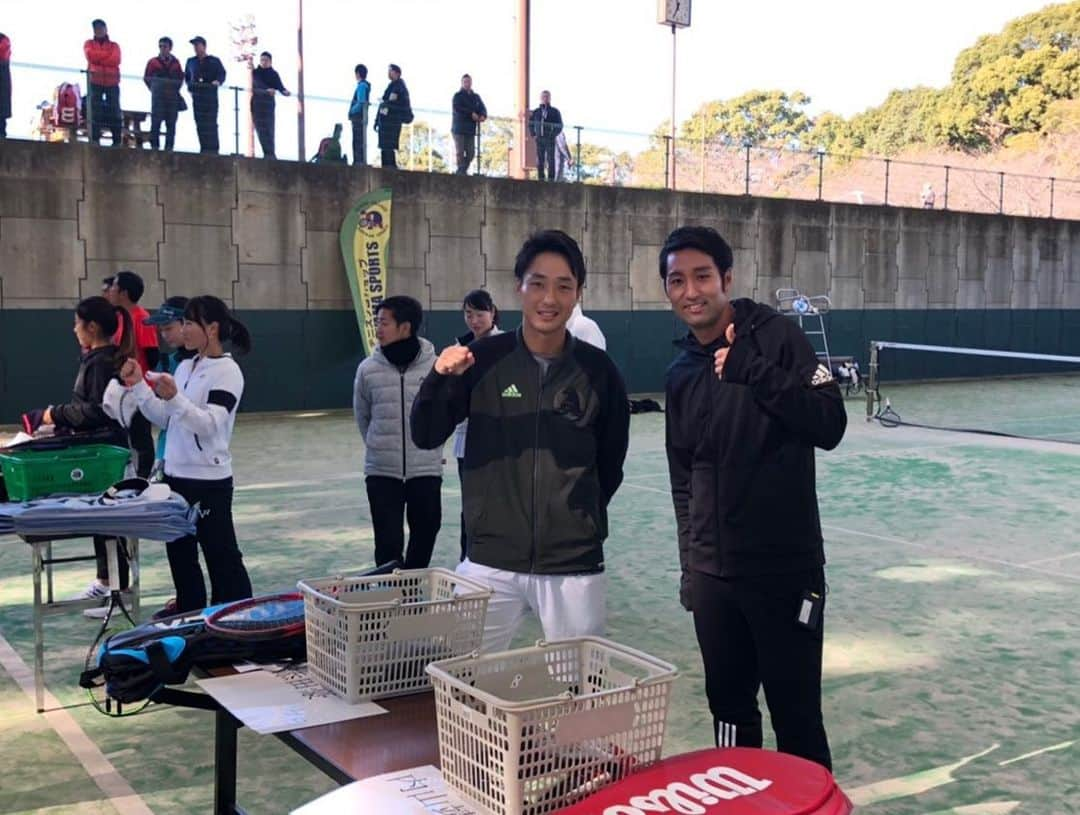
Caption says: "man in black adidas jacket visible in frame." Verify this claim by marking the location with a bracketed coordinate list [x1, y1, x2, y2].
[411, 230, 629, 652]
[661, 225, 846, 770]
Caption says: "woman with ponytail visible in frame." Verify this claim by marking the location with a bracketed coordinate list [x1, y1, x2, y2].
[118, 295, 253, 614]
[19, 296, 136, 605]
[452, 289, 501, 560]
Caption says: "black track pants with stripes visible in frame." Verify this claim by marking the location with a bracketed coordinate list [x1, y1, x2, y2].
[690, 568, 832, 770]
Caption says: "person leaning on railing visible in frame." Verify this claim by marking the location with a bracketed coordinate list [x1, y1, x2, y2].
[144, 36, 185, 151]
[451, 73, 487, 175]
[251, 51, 290, 160]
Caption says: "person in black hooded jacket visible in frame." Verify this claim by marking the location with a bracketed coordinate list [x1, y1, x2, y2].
[21, 297, 136, 605]
[660, 225, 846, 771]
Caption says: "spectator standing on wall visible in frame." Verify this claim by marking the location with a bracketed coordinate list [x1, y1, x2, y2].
[529, 90, 563, 181]
[921, 182, 936, 209]
[375, 63, 412, 169]
[349, 63, 371, 165]
[451, 74, 487, 175]
[144, 37, 185, 151]
[353, 296, 443, 568]
[251, 51, 290, 159]
[84, 19, 123, 146]
[555, 130, 573, 181]
[185, 36, 225, 154]
[0, 33, 11, 138]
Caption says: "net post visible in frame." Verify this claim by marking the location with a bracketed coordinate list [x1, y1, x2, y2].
[866, 341, 879, 421]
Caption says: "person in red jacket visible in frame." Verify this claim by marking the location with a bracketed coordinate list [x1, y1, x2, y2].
[0, 33, 11, 138]
[84, 19, 122, 145]
[144, 36, 184, 150]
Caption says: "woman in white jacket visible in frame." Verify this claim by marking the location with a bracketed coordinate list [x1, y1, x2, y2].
[117, 295, 253, 615]
[452, 289, 501, 561]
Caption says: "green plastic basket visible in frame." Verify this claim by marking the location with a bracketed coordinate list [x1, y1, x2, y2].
[0, 444, 131, 501]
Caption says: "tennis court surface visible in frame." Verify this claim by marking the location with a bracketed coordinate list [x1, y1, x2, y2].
[0, 376, 1077, 814]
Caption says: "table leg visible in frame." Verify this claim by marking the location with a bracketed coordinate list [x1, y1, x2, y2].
[214, 707, 246, 815]
[128, 537, 140, 621]
[45, 540, 54, 604]
[32, 543, 45, 713]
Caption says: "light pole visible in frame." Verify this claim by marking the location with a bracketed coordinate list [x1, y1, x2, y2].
[297, 0, 306, 161]
[657, 1, 691, 190]
[229, 15, 257, 157]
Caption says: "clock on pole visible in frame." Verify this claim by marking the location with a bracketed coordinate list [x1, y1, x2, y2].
[657, 0, 691, 189]
[658, 0, 692, 27]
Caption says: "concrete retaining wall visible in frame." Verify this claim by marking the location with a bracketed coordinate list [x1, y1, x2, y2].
[2, 140, 1079, 418]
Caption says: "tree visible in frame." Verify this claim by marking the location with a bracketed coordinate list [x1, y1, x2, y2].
[938, 3, 1080, 149]
[847, 86, 943, 156]
[477, 117, 515, 177]
[396, 120, 450, 172]
[805, 111, 859, 157]
[680, 90, 813, 147]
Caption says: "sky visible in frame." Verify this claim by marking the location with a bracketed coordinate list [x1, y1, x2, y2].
[0, 0, 1056, 160]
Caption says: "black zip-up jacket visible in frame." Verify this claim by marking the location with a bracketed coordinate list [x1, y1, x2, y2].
[411, 328, 630, 575]
[451, 89, 487, 136]
[51, 345, 126, 443]
[665, 299, 846, 582]
[529, 104, 563, 141]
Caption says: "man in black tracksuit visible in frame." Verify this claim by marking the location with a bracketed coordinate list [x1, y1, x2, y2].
[412, 230, 630, 653]
[660, 226, 847, 770]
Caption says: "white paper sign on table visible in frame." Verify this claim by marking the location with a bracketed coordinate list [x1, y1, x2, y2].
[292, 765, 484, 815]
[195, 665, 386, 734]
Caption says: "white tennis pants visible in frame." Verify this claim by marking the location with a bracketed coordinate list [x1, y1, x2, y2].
[456, 558, 607, 653]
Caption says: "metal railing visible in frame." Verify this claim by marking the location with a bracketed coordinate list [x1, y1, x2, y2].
[9, 60, 1080, 220]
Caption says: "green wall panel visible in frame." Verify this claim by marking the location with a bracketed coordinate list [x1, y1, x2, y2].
[4, 309, 1080, 422]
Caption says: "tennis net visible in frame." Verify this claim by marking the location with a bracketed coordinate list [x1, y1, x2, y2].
[864, 341, 1080, 443]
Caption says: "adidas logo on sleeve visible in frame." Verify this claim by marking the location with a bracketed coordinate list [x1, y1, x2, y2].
[501, 384, 523, 398]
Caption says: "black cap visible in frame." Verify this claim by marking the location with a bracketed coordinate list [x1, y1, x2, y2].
[389, 63, 401, 73]
[190, 35, 207, 46]
[144, 296, 189, 326]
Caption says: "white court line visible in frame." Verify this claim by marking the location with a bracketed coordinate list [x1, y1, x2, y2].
[0, 633, 154, 815]
[617, 482, 1080, 583]
[1021, 551, 1080, 567]
[998, 739, 1076, 766]
[822, 524, 1080, 583]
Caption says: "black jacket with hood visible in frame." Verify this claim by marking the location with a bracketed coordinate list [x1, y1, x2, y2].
[51, 345, 127, 444]
[665, 298, 846, 588]
[411, 328, 630, 575]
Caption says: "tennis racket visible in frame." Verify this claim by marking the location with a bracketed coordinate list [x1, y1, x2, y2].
[84, 589, 147, 717]
[204, 593, 306, 641]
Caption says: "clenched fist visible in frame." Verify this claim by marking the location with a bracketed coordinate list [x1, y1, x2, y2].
[120, 358, 143, 387]
[153, 373, 178, 400]
[714, 322, 737, 379]
[434, 345, 476, 376]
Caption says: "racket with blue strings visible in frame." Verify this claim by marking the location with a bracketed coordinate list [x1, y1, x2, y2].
[204, 593, 306, 641]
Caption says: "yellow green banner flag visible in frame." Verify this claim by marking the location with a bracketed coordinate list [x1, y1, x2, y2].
[339, 187, 393, 357]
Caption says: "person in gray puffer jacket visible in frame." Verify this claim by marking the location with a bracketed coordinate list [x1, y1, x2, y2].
[353, 296, 443, 567]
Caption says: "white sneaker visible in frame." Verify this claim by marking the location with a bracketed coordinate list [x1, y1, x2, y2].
[83, 605, 111, 619]
[72, 581, 110, 601]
